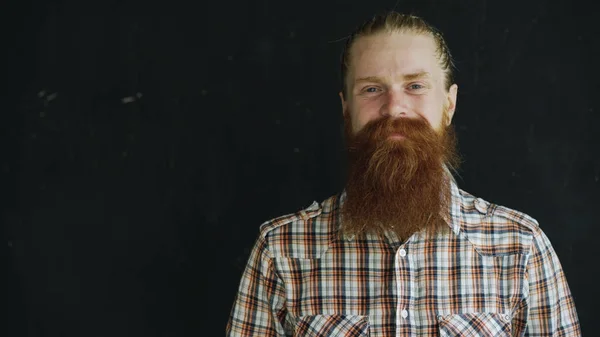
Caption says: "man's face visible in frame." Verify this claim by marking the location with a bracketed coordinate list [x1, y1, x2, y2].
[340, 32, 458, 135]
[338, 31, 461, 241]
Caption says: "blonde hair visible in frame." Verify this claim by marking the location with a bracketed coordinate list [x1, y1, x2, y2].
[340, 12, 455, 98]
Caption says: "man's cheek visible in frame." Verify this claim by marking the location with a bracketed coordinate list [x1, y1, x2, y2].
[353, 118, 366, 134]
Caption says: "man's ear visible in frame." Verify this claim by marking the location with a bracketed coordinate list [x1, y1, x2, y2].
[339, 91, 349, 119]
[445, 84, 458, 125]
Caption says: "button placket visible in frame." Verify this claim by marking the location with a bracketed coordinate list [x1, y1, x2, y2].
[395, 244, 411, 330]
[405, 242, 418, 334]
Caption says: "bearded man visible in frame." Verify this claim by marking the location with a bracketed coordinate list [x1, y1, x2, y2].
[226, 11, 580, 337]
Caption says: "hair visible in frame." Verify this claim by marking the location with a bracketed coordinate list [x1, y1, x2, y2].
[340, 11, 455, 98]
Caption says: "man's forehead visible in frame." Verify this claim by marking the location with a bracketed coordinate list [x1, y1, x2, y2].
[349, 32, 441, 79]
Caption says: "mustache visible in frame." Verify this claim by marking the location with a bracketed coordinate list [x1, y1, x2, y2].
[347, 116, 435, 149]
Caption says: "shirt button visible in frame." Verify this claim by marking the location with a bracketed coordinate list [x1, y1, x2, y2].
[474, 198, 488, 214]
[401, 310, 409, 318]
[399, 249, 407, 257]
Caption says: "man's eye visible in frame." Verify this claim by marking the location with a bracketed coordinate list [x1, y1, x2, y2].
[365, 87, 379, 93]
[409, 84, 424, 90]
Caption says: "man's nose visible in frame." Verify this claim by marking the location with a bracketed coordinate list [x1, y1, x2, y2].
[380, 90, 410, 118]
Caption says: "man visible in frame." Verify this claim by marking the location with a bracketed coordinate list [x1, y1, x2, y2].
[226, 12, 580, 336]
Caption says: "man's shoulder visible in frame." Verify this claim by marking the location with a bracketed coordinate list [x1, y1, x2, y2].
[256, 194, 339, 258]
[458, 188, 540, 231]
[258, 200, 325, 237]
[457, 188, 541, 256]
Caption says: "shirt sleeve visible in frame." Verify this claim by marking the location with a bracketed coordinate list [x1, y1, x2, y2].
[522, 228, 581, 336]
[226, 233, 288, 336]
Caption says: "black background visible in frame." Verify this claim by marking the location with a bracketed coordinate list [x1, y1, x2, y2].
[4, 0, 599, 336]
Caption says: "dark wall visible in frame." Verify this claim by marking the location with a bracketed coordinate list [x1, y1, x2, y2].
[5, 0, 598, 336]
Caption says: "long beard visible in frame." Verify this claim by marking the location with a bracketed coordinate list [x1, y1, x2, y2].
[340, 114, 460, 241]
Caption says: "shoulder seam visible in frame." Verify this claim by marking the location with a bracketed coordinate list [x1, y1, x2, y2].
[491, 204, 539, 232]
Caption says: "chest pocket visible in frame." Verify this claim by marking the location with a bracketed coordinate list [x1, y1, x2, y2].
[438, 312, 511, 337]
[294, 314, 370, 337]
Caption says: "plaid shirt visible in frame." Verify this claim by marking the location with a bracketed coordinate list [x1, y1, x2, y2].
[226, 179, 580, 336]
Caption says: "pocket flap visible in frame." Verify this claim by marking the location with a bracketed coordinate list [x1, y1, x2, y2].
[294, 314, 370, 337]
[438, 312, 511, 337]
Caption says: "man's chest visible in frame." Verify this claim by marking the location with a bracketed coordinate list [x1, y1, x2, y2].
[273, 238, 526, 336]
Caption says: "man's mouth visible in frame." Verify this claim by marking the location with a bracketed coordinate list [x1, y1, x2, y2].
[388, 132, 405, 140]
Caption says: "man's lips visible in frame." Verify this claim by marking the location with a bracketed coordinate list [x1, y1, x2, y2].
[388, 132, 405, 140]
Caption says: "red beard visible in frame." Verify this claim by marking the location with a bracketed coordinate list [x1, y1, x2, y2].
[340, 114, 460, 241]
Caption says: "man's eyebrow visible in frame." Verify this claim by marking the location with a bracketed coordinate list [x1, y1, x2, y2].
[354, 71, 432, 84]
[403, 71, 431, 81]
[354, 76, 384, 84]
